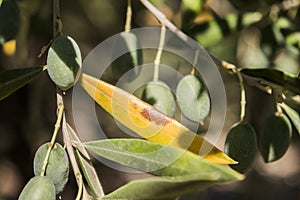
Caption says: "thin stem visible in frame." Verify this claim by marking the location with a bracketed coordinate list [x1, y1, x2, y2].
[68, 124, 105, 198]
[75, 173, 83, 200]
[40, 0, 64, 177]
[125, 0, 132, 32]
[53, 0, 61, 35]
[153, 24, 166, 82]
[139, 0, 237, 74]
[40, 102, 64, 176]
[276, 102, 283, 115]
[191, 50, 199, 75]
[236, 69, 246, 122]
[62, 112, 84, 199]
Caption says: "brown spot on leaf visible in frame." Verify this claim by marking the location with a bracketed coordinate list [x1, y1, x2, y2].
[140, 108, 171, 126]
[132, 103, 138, 110]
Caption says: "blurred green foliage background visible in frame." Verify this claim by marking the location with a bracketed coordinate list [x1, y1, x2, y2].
[0, 0, 299, 199]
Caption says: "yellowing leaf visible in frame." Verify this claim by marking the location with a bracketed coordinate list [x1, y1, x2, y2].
[80, 73, 236, 164]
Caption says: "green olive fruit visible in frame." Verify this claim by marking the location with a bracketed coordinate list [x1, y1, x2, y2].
[46, 35, 82, 91]
[142, 81, 176, 117]
[260, 113, 292, 163]
[176, 74, 210, 122]
[18, 176, 55, 200]
[111, 31, 143, 81]
[224, 122, 257, 173]
[34, 143, 69, 194]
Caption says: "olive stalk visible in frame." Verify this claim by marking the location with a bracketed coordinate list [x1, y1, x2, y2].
[69, 123, 105, 198]
[139, 0, 235, 72]
[51, 0, 89, 198]
[190, 50, 199, 75]
[276, 102, 283, 115]
[236, 69, 246, 122]
[75, 172, 83, 200]
[53, 0, 61, 35]
[40, 103, 64, 176]
[61, 111, 85, 199]
[124, 0, 132, 32]
[153, 24, 166, 82]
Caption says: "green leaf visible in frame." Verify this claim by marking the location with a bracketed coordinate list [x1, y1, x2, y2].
[176, 74, 210, 122]
[240, 68, 300, 95]
[103, 172, 242, 200]
[0, 0, 3, 7]
[67, 123, 104, 198]
[0, 66, 45, 100]
[281, 103, 300, 135]
[142, 81, 176, 117]
[84, 139, 243, 178]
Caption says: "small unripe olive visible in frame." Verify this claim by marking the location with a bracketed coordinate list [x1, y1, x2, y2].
[34, 143, 69, 194]
[18, 176, 55, 200]
[142, 81, 176, 117]
[111, 31, 143, 81]
[46, 35, 82, 91]
[176, 74, 210, 122]
[224, 122, 257, 173]
[260, 113, 292, 162]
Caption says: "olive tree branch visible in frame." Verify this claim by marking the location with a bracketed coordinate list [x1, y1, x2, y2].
[138, 0, 237, 74]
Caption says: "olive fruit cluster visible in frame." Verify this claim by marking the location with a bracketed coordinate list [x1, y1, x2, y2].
[18, 143, 69, 199]
[140, 74, 210, 123]
[46, 35, 82, 91]
[110, 31, 211, 121]
[110, 32, 211, 121]
[224, 112, 292, 173]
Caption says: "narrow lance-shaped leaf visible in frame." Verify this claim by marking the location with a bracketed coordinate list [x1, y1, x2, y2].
[80, 73, 236, 164]
[103, 170, 243, 200]
[0, 66, 45, 100]
[84, 138, 243, 178]
[240, 68, 300, 95]
[281, 103, 300, 135]
[67, 123, 104, 198]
